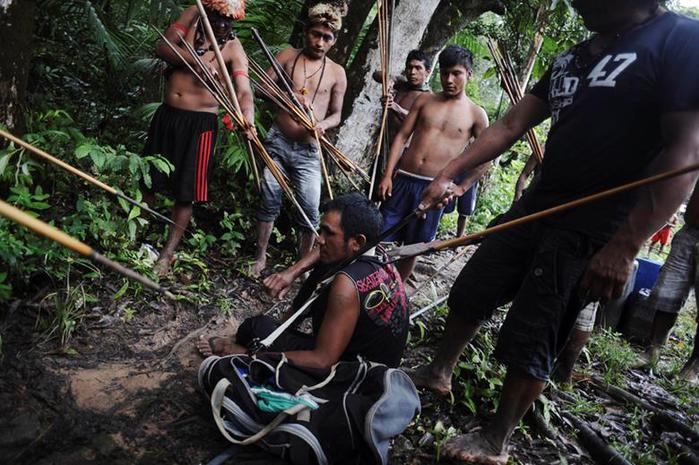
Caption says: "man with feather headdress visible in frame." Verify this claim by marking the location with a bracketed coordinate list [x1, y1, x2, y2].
[144, 0, 255, 276]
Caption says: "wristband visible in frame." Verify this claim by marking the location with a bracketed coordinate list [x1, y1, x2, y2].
[172, 23, 189, 35]
[232, 70, 249, 79]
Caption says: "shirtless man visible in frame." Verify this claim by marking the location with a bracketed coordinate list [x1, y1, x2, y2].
[145, 0, 255, 276]
[373, 49, 433, 143]
[378, 45, 488, 280]
[252, 4, 348, 277]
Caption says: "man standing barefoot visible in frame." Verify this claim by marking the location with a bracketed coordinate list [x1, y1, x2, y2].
[378, 45, 488, 281]
[412, 2, 699, 463]
[252, 4, 348, 277]
[145, 0, 255, 276]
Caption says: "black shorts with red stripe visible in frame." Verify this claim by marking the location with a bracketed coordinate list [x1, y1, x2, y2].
[143, 104, 218, 203]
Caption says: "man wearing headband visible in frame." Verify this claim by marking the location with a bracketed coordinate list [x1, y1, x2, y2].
[144, 0, 255, 276]
[252, 3, 348, 277]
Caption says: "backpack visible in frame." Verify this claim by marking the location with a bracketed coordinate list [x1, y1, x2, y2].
[198, 353, 420, 465]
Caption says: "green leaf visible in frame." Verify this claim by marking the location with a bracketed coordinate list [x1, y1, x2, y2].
[128, 155, 140, 176]
[150, 157, 172, 175]
[89, 149, 106, 170]
[141, 168, 152, 189]
[113, 281, 129, 299]
[75, 144, 93, 159]
[64, 347, 80, 356]
[117, 196, 130, 212]
[0, 153, 11, 176]
[127, 206, 141, 222]
[128, 221, 137, 241]
[482, 66, 497, 80]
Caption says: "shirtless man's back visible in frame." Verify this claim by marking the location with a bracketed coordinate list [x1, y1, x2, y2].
[379, 45, 488, 280]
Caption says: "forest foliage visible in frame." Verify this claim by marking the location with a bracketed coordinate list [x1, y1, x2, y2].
[0, 0, 695, 329]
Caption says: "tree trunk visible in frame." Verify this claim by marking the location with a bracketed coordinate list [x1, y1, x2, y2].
[328, 0, 375, 66]
[420, 0, 506, 68]
[0, 0, 36, 134]
[334, 0, 505, 166]
[517, 3, 548, 91]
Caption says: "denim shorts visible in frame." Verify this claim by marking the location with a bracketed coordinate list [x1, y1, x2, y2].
[256, 125, 321, 229]
[649, 225, 699, 317]
[448, 205, 603, 381]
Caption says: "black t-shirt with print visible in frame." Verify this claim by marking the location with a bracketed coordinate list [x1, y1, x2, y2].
[291, 251, 409, 368]
[522, 11, 699, 240]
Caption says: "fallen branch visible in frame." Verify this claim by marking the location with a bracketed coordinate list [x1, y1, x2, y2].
[589, 377, 699, 441]
[561, 411, 633, 465]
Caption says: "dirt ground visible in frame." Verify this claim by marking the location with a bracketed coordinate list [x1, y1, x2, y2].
[1, 246, 697, 465]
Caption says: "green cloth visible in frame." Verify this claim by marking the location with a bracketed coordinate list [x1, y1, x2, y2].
[250, 386, 319, 413]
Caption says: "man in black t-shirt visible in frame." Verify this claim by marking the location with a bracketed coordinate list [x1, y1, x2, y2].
[409, 1, 699, 463]
[197, 193, 409, 368]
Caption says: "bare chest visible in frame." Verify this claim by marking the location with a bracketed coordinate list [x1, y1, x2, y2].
[395, 90, 423, 112]
[418, 101, 474, 141]
[283, 57, 335, 105]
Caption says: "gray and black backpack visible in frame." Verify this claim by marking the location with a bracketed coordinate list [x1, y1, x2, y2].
[198, 353, 420, 465]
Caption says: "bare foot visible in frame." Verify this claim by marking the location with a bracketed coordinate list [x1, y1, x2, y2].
[196, 336, 247, 357]
[250, 257, 267, 278]
[441, 431, 508, 465]
[409, 364, 452, 395]
[631, 347, 659, 370]
[154, 253, 175, 278]
[679, 357, 699, 384]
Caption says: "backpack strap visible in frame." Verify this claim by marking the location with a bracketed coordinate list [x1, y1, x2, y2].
[255, 289, 322, 351]
[210, 377, 312, 445]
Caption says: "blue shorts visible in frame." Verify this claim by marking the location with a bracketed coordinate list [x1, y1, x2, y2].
[444, 180, 478, 217]
[380, 171, 444, 244]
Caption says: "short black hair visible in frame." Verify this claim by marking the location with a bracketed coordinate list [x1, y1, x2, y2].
[406, 50, 432, 70]
[321, 193, 383, 243]
[439, 45, 474, 72]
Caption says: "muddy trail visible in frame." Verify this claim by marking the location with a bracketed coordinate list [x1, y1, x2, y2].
[1, 247, 698, 465]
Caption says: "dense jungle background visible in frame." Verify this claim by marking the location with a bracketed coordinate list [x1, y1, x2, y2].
[1, 1, 699, 464]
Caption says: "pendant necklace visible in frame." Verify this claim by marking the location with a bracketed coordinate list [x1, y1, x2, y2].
[301, 56, 327, 104]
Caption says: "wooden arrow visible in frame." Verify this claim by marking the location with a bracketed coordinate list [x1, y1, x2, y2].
[0, 128, 184, 232]
[389, 161, 699, 259]
[0, 199, 176, 299]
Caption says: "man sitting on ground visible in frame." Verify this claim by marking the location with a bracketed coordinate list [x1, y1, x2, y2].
[198, 193, 409, 369]
[378, 45, 488, 280]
